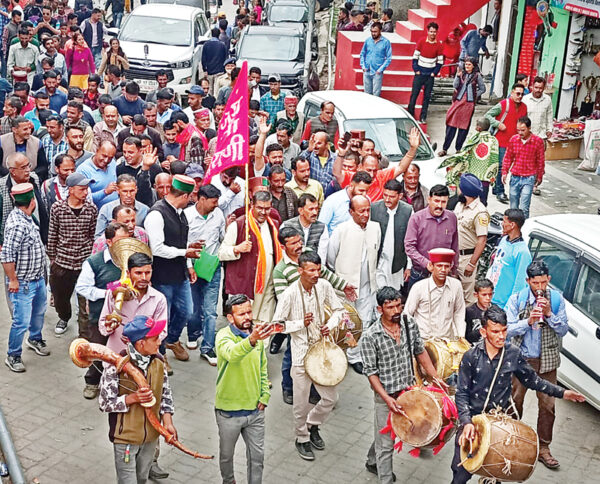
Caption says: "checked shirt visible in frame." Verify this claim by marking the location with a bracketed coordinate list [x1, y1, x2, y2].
[502, 133, 545, 180]
[360, 316, 425, 395]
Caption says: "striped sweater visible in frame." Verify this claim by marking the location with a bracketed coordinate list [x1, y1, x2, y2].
[273, 248, 347, 299]
[412, 38, 444, 75]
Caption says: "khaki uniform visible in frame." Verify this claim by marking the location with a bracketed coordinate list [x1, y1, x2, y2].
[455, 199, 489, 304]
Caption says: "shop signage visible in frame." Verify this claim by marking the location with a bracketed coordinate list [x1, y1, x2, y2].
[551, 0, 600, 18]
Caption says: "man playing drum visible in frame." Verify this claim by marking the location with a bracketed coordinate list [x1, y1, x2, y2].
[272, 251, 345, 462]
[452, 304, 585, 483]
[360, 287, 445, 483]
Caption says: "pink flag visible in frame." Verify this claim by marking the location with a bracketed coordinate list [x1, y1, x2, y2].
[202, 61, 249, 184]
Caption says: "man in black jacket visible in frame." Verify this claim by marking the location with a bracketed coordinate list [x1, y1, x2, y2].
[201, 28, 227, 96]
[370, 179, 412, 291]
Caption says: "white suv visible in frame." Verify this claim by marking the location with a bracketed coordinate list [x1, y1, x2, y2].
[522, 214, 600, 411]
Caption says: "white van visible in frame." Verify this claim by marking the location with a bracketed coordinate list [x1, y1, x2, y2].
[522, 214, 600, 411]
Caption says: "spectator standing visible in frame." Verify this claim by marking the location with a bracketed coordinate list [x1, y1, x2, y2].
[0, 116, 48, 181]
[1, 182, 49, 373]
[66, 32, 95, 89]
[381, 8, 394, 33]
[39, 70, 68, 113]
[80, 8, 104, 68]
[0, 96, 22, 135]
[41, 114, 67, 173]
[301, 101, 338, 146]
[459, 25, 493, 68]
[113, 82, 146, 125]
[341, 9, 364, 31]
[2, 10, 21, 70]
[76, 140, 118, 207]
[260, 74, 286, 126]
[501, 116, 545, 219]
[98, 37, 128, 76]
[360, 22, 392, 97]
[439, 57, 485, 156]
[104, 0, 125, 29]
[484, 82, 527, 204]
[7, 26, 38, 84]
[408, 22, 443, 123]
[47, 172, 97, 336]
[201, 28, 227, 96]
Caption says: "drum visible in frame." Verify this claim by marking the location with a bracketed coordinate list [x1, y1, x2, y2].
[390, 387, 457, 449]
[12, 70, 27, 83]
[324, 303, 363, 351]
[424, 338, 471, 380]
[304, 338, 347, 387]
[460, 413, 539, 482]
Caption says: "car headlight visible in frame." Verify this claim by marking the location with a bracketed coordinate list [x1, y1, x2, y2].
[170, 60, 192, 69]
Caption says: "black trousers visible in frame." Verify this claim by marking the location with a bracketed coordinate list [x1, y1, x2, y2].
[408, 74, 435, 121]
[84, 322, 108, 386]
[443, 125, 470, 152]
[451, 430, 473, 483]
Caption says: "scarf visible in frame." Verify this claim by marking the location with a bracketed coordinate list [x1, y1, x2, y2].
[128, 343, 151, 374]
[248, 210, 282, 294]
[439, 130, 499, 185]
[176, 124, 207, 161]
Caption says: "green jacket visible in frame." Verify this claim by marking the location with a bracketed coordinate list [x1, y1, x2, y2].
[215, 325, 270, 412]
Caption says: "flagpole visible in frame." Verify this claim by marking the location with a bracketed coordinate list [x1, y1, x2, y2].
[245, 162, 249, 242]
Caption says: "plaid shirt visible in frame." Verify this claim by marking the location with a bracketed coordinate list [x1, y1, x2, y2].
[360, 316, 425, 395]
[260, 91, 287, 125]
[47, 200, 98, 270]
[304, 149, 336, 188]
[0, 208, 47, 281]
[41, 134, 68, 170]
[502, 133, 545, 180]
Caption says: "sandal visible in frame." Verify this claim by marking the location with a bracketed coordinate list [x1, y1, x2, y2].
[437, 150, 447, 157]
[533, 187, 541, 196]
[538, 447, 560, 469]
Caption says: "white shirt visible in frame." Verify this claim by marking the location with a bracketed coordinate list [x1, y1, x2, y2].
[298, 219, 329, 263]
[184, 205, 226, 255]
[211, 175, 246, 217]
[75, 249, 112, 301]
[375, 205, 412, 288]
[143, 199, 191, 264]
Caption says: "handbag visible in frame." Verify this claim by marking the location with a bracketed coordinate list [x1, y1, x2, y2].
[193, 250, 220, 282]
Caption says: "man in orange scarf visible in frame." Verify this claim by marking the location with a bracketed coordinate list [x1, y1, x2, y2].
[218, 190, 282, 324]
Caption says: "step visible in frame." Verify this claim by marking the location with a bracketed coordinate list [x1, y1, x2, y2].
[338, 31, 416, 56]
[396, 20, 427, 43]
[352, 85, 424, 106]
[420, 0, 450, 16]
[351, 54, 414, 71]
[408, 9, 436, 30]
[352, 68, 416, 87]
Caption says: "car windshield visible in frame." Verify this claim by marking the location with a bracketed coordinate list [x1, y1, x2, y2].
[240, 34, 301, 61]
[148, 0, 202, 5]
[343, 118, 434, 160]
[270, 6, 308, 22]
[120, 16, 191, 47]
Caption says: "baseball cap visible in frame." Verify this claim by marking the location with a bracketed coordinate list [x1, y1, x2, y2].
[122, 315, 167, 344]
[185, 163, 205, 180]
[66, 173, 91, 187]
[268, 73, 281, 83]
[186, 85, 205, 96]
[156, 88, 173, 100]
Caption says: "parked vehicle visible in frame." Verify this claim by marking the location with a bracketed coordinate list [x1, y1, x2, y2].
[297, 90, 447, 190]
[111, 4, 210, 96]
[146, 0, 211, 11]
[264, 0, 318, 52]
[522, 214, 600, 411]
[235, 25, 319, 95]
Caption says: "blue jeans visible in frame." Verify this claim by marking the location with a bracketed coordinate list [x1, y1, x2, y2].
[493, 146, 507, 195]
[153, 280, 193, 345]
[509, 174, 536, 219]
[282, 336, 293, 392]
[188, 265, 221, 354]
[363, 71, 383, 97]
[113, 12, 124, 29]
[7, 278, 47, 357]
[91, 46, 103, 70]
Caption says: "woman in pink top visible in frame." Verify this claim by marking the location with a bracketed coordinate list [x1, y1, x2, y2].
[66, 32, 95, 89]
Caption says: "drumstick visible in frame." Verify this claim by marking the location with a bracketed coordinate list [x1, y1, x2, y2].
[395, 406, 415, 431]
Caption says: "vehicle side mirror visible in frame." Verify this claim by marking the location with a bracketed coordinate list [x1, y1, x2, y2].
[205, 11, 211, 20]
[432, 142, 437, 151]
[311, 51, 318, 61]
[107, 27, 119, 37]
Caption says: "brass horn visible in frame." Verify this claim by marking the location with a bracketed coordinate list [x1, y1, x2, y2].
[105, 238, 153, 329]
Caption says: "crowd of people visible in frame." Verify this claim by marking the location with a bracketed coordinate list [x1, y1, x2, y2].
[0, 2, 586, 484]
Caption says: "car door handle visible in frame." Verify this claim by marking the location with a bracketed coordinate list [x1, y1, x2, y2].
[568, 325, 578, 337]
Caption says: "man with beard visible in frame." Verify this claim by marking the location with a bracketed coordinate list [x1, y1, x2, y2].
[65, 101, 94, 151]
[76, 140, 118, 208]
[398, 163, 428, 212]
[264, 122, 300, 171]
[184, 85, 214, 129]
[0, 116, 48, 180]
[42, 153, 92, 210]
[275, 95, 303, 143]
[92, 105, 123, 150]
[361, 286, 444, 482]
[47, 172, 98, 336]
[282, 193, 328, 262]
[268, 165, 298, 223]
[360, 22, 392, 97]
[211, 166, 245, 218]
[41, 114, 67, 176]
[404, 184, 459, 289]
[92, 205, 149, 254]
[285, 157, 324, 206]
[115, 114, 164, 160]
[65, 123, 92, 167]
[169, 111, 206, 166]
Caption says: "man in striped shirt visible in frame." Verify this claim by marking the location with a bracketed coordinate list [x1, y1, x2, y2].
[407, 22, 444, 122]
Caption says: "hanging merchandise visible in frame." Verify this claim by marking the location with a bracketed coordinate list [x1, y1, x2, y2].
[537, 1, 558, 36]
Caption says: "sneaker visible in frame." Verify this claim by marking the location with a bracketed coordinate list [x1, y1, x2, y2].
[186, 339, 198, 350]
[149, 461, 169, 479]
[5, 355, 26, 373]
[55, 319, 68, 335]
[201, 350, 217, 366]
[496, 193, 509, 204]
[83, 384, 99, 400]
[309, 426, 325, 450]
[164, 355, 173, 376]
[295, 440, 315, 461]
[26, 339, 50, 356]
[282, 390, 293, 405]
[165, 341, 189, 361]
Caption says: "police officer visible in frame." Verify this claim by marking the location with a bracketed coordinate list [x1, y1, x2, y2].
[454, 173, 490, 305]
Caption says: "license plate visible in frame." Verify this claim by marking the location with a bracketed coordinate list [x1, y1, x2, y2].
[137, 79, 158, 93]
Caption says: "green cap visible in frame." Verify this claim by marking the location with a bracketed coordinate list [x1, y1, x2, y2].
[172, 174, 195, 193]
[11, 182, 35, 203]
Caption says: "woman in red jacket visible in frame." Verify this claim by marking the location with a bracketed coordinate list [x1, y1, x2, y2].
[66, 33, 95, 90]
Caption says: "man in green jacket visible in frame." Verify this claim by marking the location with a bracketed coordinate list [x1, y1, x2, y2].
[215, 294, 273, 484]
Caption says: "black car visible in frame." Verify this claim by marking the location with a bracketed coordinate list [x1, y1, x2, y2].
[235, 25, 319, 96]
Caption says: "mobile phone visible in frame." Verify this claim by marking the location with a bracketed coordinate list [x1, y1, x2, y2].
[339, 131, 352, 149]
[350, 129, 366, 140]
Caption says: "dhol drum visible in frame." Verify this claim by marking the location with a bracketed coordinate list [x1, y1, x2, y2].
[424, 338, 471, 380]
[460, 412, 539, 482]
[324, 303, 363, 351]
[12, 70, 28, 84]
[390, 386, 458, 453]
[304, 337, 347, 387]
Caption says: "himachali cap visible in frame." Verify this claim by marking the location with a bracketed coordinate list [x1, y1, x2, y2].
[284, 95, 298, 105]
[123, 315, 166, 344]
[193, 108, 211, 119]
[172, 174, 196, 193]
[11, 183, 35, 203]
[249, 177, 269, 191]
[429, 248, 455, 264]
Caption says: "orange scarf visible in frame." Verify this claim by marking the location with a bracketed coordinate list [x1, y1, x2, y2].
[248, 211, 282, 294]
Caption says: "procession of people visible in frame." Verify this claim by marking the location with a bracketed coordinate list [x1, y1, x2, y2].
[0, 1, 591, 484]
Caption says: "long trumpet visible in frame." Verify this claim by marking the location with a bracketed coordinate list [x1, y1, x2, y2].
[69, 339, 213, 460]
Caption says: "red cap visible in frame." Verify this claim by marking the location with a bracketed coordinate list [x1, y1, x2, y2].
[428, 248, 455, 264]
[249, 176, 269, 192]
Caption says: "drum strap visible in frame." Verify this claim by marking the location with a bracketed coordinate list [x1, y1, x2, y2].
[402, 314, 417, 384]
[482, 346, 505, 413]
[297, 280, 322, 345]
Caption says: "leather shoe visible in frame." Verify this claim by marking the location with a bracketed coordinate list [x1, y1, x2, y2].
[166, 341, 189, 361]
[309, 426, 325, 450]
[149, 462, 169, 479]
[365, 462, 396, 481]
[295, 440, 315, 461]
[496, 193, 509, 204]
[269, 334, 285, 354]
[350, 362, 364, 374]
[282, 390, 293, 405]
